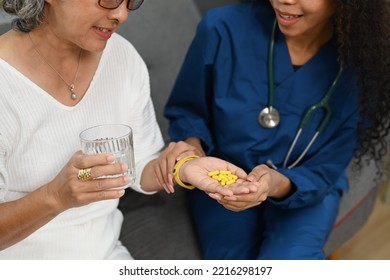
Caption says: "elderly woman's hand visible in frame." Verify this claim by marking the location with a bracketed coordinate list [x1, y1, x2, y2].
[46, 151, 128, 212]
[177, 156, 250, 197]
[154, 140, 205, 193]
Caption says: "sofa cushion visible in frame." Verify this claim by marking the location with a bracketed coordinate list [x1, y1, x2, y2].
[118, 188, 202, 259]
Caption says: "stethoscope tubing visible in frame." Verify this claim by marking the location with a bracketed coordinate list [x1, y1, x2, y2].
[282, 67, 343, 169]
[263, 20, 343, 169]
[283, 130, 320, 169]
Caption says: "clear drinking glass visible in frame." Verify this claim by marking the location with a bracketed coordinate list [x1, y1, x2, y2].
[79, 124, 135, 189]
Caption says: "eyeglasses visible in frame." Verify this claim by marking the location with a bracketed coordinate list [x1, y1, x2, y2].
[98, 0, 144, 11]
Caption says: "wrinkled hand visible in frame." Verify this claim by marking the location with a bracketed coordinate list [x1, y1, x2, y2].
[154, 141, 205, 193]
[46, 151, 129, 213]
[179, 156, 250, 197]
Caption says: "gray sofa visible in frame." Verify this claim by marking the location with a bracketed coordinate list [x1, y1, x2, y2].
[0, 0, 382, 259]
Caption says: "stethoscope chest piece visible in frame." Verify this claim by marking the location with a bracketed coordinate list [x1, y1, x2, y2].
[258, 106, 280, 128]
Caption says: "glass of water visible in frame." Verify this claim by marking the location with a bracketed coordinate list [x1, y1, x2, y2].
[79, 124, 135, 189]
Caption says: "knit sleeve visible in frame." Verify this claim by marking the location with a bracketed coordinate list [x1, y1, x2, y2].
[131, 61, 165, 194]
[0, 133, 8, 202]
[111, 35, 165, 194]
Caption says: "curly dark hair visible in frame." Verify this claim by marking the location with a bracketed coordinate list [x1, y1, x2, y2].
[250, 0, 390, 170]
[333, 0, 390, 171]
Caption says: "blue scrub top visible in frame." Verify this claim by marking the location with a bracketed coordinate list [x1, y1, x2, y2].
[164, 2, 360, 209]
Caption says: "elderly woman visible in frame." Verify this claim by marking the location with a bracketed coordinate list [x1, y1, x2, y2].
[0, 0, 244, 259]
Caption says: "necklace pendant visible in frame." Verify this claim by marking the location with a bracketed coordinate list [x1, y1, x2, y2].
[29, 34, 83, 102]
[69, 84, 77, 100]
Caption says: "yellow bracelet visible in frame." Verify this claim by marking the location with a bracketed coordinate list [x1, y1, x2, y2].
[173, 155, 200, 190]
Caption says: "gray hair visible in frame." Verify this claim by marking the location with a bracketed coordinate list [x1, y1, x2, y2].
[2, 0, 46, 32]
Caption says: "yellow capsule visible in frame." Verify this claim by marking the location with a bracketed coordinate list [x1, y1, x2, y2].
[208, 170, 237, 186]
[208, 171, 220, 176]
[226, 179, 236, 185]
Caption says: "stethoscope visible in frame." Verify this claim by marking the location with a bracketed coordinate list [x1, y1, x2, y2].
[260, 20, 344, 169]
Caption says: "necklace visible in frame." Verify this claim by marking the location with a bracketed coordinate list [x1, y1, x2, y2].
[28, 33, 82, 100]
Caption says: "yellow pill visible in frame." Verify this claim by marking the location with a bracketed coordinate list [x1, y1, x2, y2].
[208, 171, 220, 176]
[226, 179, 236, 185]
[208, 170, 237, 187]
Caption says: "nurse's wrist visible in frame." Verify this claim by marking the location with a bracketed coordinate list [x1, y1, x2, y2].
[185, 137, 206, 157]
[269, 171, 294, 199]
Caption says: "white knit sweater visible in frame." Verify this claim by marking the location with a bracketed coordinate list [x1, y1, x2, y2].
[0, 33, 165, 259]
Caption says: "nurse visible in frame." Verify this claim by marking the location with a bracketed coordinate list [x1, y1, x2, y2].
[161, 0, 390, 259]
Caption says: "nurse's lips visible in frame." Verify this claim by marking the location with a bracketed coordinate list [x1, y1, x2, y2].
[279, 13, 302, 20]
